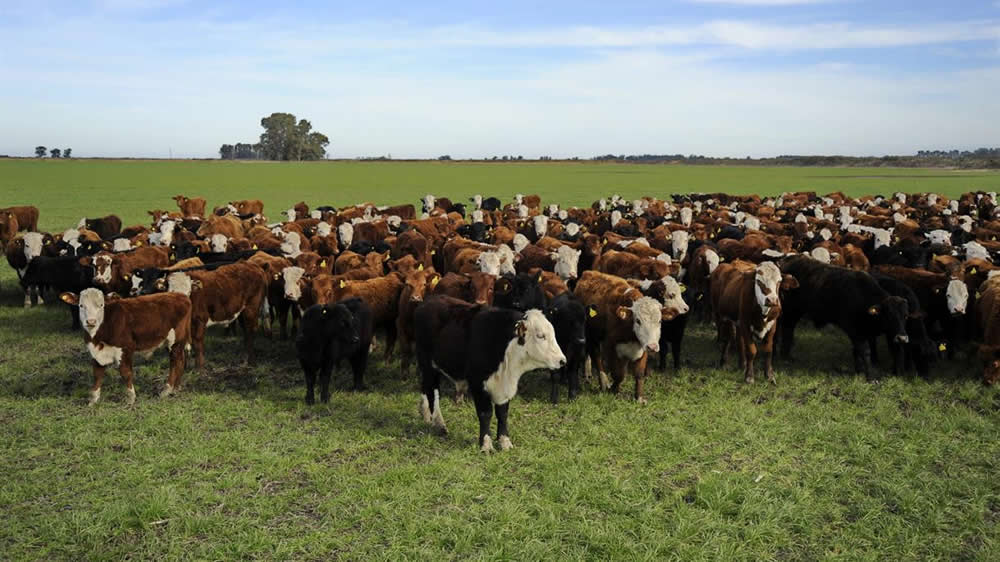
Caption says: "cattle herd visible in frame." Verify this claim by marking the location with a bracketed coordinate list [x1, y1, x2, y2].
[1, 189, 999, 451]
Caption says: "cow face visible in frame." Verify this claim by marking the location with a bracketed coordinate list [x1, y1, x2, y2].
[704, 248, 720, 274]
[552, 246, 581, 281]
[513, 309, 566, 370]
[754, 262, 783, 317]
[284, 208, 297, 222]
[945, 279, 968, 315]
[404, 270, 439, 302]
[325, 304, 361, 345]
[477, 251, 502, 276]
[512, 234, 529, 253]
[925, 229, 951, 246]
[471, 194, 483, 209]
[166, 272, 195, 296]
[281, 232, 302, 258]
[209, 233, 228, 253]
[810, 247, 831, 264]
[316, 222, 332, 238]
[93, 253, 114, 285]
[337, 223, 354, 248]
[617, 296, 663, 353]
[467, 272, 495, 305]
[22, 232, 45, 263]
[422, 194, 435, 214]
[659, 276, 690, 318]
[679, 207, 693, 227]
[671, 230, 689, 261]
[533, 215, 548, 238]
[282, 267, 306, 301]
[65, 288, 106, 337]
[872, 296, 909, 344]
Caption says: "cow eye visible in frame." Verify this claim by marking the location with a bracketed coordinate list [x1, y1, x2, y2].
[536, 333, 545, 340]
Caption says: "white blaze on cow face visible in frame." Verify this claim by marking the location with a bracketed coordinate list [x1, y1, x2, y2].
[631, 200, 644, 215]
[548, 204, 559, 216]
[671, 230, 690, 261]
[927, 194, 938, 206]
[422, 194, 435, 212]
[533, 215, 548, 238]
[471, 210, 484, 224]
[565, 223, 580, 237]
[965, 241, 990, 262]
[735, 211, 746, 225]
[552, 246, 582, 280]
[130, 273, 143, 296]
[959, 216, 973, 233]
[154, 220, 176, 247]
[512, 233, 530, 253]
[950, 200, 960, 212]
[93, 254, 113, 285]
[62, 228, 81, 254]
[610, 210, 622, 228]
[744, 216, 761, 232]
[113, 238, 131, 252]
[896, 192, 906, 204]
[284, 208, 296, 222]
[873, 229, 891, 249]
[754, 261, 782, 317]
[282, 267, 305, 301]
[166, 272, 194, 296]
[558, 210, 568, 220]
[660, 276, 689, 316]
[598, 199, 607, 211]
[337, 223, 354, 248]
[514, 194, 524, 206]
[628, 296, 663, 354]
[23, 232, 45, 263]
[316, 222, 332, 237]
[819, 228, 832, 241]
[926, 230, 951, 246]
[946, 279, 968, 315]
[794, 213, 807, 224]
[814, 206, 823, 218]
[893, 212, 906, 224]
[477, 251, 502, 276]
[679, 207, 693, 227]
[210, 234, 228, 253]
[517, 204, 529, 218]
[77, 288, 107, 337]
[281, 231, 302, 258]
[705, 249, 720, 274]
[484, 309, 565, 406]
[810, 247, 832, 263]
[310, 210, 322, 219]
[472, 194, 483, 209]
[823, 197, 834, 207]
[655, 253, 671, 265]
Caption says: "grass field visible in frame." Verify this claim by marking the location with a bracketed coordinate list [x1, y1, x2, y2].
[2, 160, 999, 560]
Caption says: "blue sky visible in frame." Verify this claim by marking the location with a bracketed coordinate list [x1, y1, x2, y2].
[1, 0, 997, 158]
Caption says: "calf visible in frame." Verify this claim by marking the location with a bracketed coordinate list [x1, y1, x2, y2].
[173, 195, 207, 217]
[22, 255, 95, 327]
[870, 272, 936, 377]
[397, 269, 442, 375]
[6, 232, 53, 307]
[87, 247, 171, 294]
[631, 277, 692, 372]
[0, 205, 39, 232]
[79, 215, 122, 240]
[779, 255, 909, 381]
[60, 289, 192, 405]
[415, 296, 566, 452]
[544, 293, 589, 403]
[158, 263, 268, 368]
[297, 298, 375, 403]
[327, 272, 406, 361]
[231, 199, 264, 215]
[0, 211, 18, 248]
[711, 261, 797, 384]
[574, 271, 677, 403]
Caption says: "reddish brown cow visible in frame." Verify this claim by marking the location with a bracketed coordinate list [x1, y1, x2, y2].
[329, 272, 407, 360]
[60, 289, 192, 405]
[593, 249, 670, 281]
[397, 269, 442, 375]
[977, 276, 1000, 384]
[0, 211, 18, 249]
[0, 206, 39, 232]
[431, 272, 496, 305]
[86, 246, 171, 294]
[173, 195, 207, 217]
[232, 199, 264, 215]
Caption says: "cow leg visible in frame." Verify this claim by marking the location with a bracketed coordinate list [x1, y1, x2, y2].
[301, 359, 317, 405]
[868, 337, 880, 366]
[672, 335, 682, 371]
[319, 359, 334, 404]
[567, 357, 581, 401]
[192, 321, 207, 369]
[240, 312, 257, 365]
[495, 402, 513, 450]
[89, 363, 106, 406]
[761, 332, 777, 384]
[853, 340, 876, 381]
[163, 342, 186, 397]
[418, 366, 447, 434]
[118, 352, 137, 407]
[473, 390, 495, 453]
[23, 286, 31, 309]
[350, 350, 369, 392]
[632, 354, 648, 405]
[397, 317, 411, 377]
[887, 338, 901, 375]
[606, 347, 624, 394]
[550, 369, 560, 404]
[743, 335, 757, 385]
[718, 320, 731, 368]
[382, 324, 398, 363]
[34, 285, 45, 305]
[277, 301, 289, 340]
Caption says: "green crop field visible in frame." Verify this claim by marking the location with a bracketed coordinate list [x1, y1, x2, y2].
[1, 159, 999, 560]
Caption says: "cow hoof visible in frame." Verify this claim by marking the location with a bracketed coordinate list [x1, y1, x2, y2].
[498, 435, 514, 451]
[88, 389, 101, 406]
[768, 376, 777, 385]
[637, 397, 648, 406]
[160, 384, 174, 398]
[419, 396, 432, 423]
[598, 372, 611, 390]
[480, 435, 495, 453]
[745, 377, 755, 385]
[126, 387, 136, 407]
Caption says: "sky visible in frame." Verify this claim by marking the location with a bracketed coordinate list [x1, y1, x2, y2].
[0, 0, 998, 159]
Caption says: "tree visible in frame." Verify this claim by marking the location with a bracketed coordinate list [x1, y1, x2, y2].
[258, 112, 329, 161]
[35, 146, 46, 158]
[50, 148, 61, 158]
[219, 144, 235, 160]
[63, 148, 72, 158]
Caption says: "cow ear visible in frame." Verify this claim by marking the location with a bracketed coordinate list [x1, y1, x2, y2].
[780, 275, 799, 290]
[515, 320, 527, 345]
[496, 278, 512, 294]
[868, 305, 880, 316]
[616, 306, 631, 320]
[60, 292, 79, 305]
[106, 293, 121, 302]
[191, 280, 204, 291]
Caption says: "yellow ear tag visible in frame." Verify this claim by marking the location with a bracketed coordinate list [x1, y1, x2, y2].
[679, 284, 687, 293]
[971, 267, 977, 274]
[430, 250, 436, 255]
[136, 241, 142, 246]
[252, 244, 258, 249]
[938, 343, 947, 352]
[588, 307, 597, 318]
[719, 256, 725, 261]
[320, 260, 326, 267]
[430, 276, 439, 288]
[339, 280, 346, 288]
[418, 263, 424, 271]
[976, 291, 982, 299]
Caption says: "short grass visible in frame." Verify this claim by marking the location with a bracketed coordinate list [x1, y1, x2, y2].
[1, 160, 999, 560]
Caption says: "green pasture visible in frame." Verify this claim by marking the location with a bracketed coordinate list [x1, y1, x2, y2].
[1, 160, 998, 560]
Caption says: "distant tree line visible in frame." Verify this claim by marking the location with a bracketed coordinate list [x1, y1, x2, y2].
[220, 112, 330, 161]
[590, 150, 1000, 169]
[34, 146, 72, 158]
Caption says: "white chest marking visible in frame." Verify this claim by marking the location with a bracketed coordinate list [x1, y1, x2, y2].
[87, 342, 123, 367]
[754, 320, 775, 341]
[206, 308, 243, 327]
[615, 341, 645, 361]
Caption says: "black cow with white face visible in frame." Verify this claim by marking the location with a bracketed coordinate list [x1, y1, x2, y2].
[296, 297, 374, 404]
[779, 255, 909, 381]
[414, 296, 566, 452]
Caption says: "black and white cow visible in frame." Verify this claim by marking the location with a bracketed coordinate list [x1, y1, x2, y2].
[296, 297, 374, 404]
[414, 296, 566, 452]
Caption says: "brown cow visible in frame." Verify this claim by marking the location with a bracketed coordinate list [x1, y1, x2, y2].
[161, 263, 268, 368]
[976, 276, 1000, 384]
[173, 195, 207, 217]
[710, 260, 797, 384]
[0, 211, 18, 249]
[197, 215, 243, 239]
[431, 272, 496, 305]
[593, 249, 670, 281]
[397, 268, 442, 375]
[231, 199, 264, 215]
[574, 271, 677, 404]
[0, 206, 39, 232]
[60, 289, 192, 405]
[86, 247, 170, 294]
[324, 273, 406, 361]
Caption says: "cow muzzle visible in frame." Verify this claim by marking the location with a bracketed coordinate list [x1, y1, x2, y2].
[647, 342, 660, 353]
[894, 334, 909, 344]
[85, 320, 97, 328]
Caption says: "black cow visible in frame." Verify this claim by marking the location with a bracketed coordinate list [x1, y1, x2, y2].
[296, 297, 374, 404]
[633, 278, 693, 372]
[493, 273, 546, 312]
[456, 223, 490, 243]
[414, 296, 566, 452]
[82, 215, 122, 240]
[21, 255, 95, 328]
[870, 272, 936, 376]
[480, 197, 502, 211]
[544, 293, 589, 403]
[779, 255, 909, 380]
[347, 240, 392, 256]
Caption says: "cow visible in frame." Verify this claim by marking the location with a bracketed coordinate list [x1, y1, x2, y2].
[397, 269, 442, 375]
[414, 296, 566, 452]
[22, 255, 95, 327]
[594, 249, 670, 281]
[631, 277, 693, 373]
[779, 255, 909, 381]
[543, 293, 589, 404]
[326, 272, 406, 361]
[79, 215, 122, 240]
[710, 260, 797, 384]
[231, 199, 264, 216]
[976, 276, 1000, 384]
[516, 245, 582, 281]
[297, 298, 375, 403]
[156, 263, 268, 368]
[6, 232, 53, 307]
[574, 271, 678, 403]
[870, 272, 937, 377]
[86, 247, 171, 295]
[1, 206, 39, 232]
[0, 211, 18, 249]
[431, 272, 496, 305]
[59, 289, 192, 405]
[493, 273, 546, 312]
[173, 195, 207, 217]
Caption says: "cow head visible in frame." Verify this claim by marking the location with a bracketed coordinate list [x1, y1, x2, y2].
[753, 262, 785, 317]
[61, 288, 107, 337]
[477, 251, 502, 276]
[552, 245, 582, 281]
[659, 276, 690, 318]
[679, 207, 693, 227]
[980, 347, 1000, 385]
[870, 295, 909, 344]
[281, 231, 303, 258]
[704, 248, 720, 274]
[533, 215, 548, 238]
[404, 270, 440, 303]
[511, 309, 566, 370]
[671, 230, 689, 261]
[282, 267, 306, 301]
[467, 272, 496, 305]
[92, 253, 114, 285]
[616, 296, 663, 353]
[284, 208, 297, 222]
[810, 247, 832, 264]
[338, 223, 354, 249]
[944, 278, 968, 315]
[494, 273, 545, 311]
